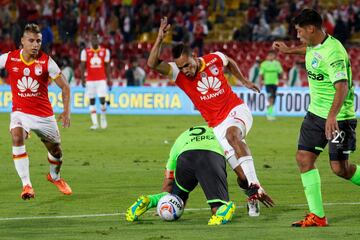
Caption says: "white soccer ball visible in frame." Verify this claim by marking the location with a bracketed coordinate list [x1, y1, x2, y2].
[157, 194, 184, 221]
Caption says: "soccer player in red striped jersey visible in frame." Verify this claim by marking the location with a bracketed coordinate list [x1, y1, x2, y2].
[80, 33, 111, 130]
[0, 24, 72, 200]
[148, 17, 274, 209]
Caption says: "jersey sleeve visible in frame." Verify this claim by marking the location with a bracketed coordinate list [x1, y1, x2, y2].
[326, 51, 349, 84]
[0, 53, 9, 69]
[259, 62, 264, 75]
[169, 62, 180, 81]
[213, 51, 229, 66]
[104, 49, 110, 63]
[80, 49, 86, 62]
[48, 57, 61, 79]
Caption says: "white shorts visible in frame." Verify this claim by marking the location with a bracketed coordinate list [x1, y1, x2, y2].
[10, 111, 61, 143]
[86, 80, 107, 99]
[213, 104, 253, 158]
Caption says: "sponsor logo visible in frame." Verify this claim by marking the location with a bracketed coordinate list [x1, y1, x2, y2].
[313, 52, 323, 60]
[307, 70, 324, 81]
[10, 57, 21, 62]
[330, 60, 345, 69]
[205, 58, 217, 67]
[12, 67, 19, 72]
[99, 51, 104, 57]
[335, 71, 346, 79]
[34, 60, 46, 64]
[197, 76, 221, 95]
[17, 76, 40, 93]
[90, 53, 102, 67]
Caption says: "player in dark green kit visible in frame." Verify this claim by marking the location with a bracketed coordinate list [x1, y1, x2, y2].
[273, 9, 360, 227]
[126, 126, 274, 225]
[126, 126, 235, 225]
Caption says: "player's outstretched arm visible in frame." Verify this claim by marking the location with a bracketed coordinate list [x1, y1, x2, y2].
[272, 41, 306, 55]
[54, 74, 71, 128]
[227, 56, 260, 92]
[80, 61, 86, 87]
[147, 17, 172, 76]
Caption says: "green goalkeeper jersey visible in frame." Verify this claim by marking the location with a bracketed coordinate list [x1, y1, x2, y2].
[305, 35, 355, 120]
[166, 126, 224, 171]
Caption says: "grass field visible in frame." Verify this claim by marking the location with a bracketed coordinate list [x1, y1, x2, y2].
[0, 113, 360, 240]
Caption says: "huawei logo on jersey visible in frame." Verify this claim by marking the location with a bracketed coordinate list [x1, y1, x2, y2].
[17, 77, 40, 97]
[197, 76, 221, 94]
[90, 54, 102, 67]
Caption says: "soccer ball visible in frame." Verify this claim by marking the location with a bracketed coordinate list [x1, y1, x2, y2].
[157, 194, 184, 221]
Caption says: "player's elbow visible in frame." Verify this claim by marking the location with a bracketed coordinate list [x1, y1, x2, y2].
[147, 59, 156, 69]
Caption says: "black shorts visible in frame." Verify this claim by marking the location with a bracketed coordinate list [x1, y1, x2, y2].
[174, 150, 229, 203]
[298, 112, 357, 160]
[265, 84, 278, 99]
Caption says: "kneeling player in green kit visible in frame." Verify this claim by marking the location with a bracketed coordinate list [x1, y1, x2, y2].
[126, 126, 274, 225]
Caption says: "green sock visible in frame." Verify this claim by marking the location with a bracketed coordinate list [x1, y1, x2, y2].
[147, 192, 168, 209]
[301, 169, 325, 218]
[350, 165, 360, 186]
[267, 105, 274, 115]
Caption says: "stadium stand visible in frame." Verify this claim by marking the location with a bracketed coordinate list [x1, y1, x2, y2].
[1, 0, 360, 86]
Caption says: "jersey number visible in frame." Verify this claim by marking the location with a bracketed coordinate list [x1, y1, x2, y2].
[189, 127, 206, 136]
[331, 130, 345, 144]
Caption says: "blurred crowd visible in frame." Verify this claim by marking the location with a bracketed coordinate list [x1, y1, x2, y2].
[1, 0, 360, 86]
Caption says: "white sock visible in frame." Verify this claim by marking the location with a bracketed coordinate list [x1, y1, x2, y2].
[238, 156, 260, 186]
[48, 152, 62, 181]
[227, 155, 240, 169]
[100, 104, 106, 121]
[90, 105, 98, 126]
[13, 145, 31, 187]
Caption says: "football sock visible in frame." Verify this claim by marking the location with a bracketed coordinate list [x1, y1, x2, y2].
[350, 165, 360, 186]
[13, 145, 31, 187]
[267, 105, 273, 115]
[301, 169, 325, 218]
[48, 152, 62, 181]
[100, 104, 107, 121]
[238, 156, 260, 185]
[90, 105, 98, 126]
[147, 192, 168, 209]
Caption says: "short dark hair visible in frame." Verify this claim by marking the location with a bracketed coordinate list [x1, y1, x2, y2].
[24, 23, 41, 35]
[172, 43, 192, 59]
[293, 9, 323, 29]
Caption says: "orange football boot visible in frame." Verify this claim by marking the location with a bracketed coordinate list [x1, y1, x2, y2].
[47, 173, 72, 195]
[292, 213, 328, 227]
[21, 184, 35, 200]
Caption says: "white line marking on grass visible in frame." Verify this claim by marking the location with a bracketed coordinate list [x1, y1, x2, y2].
[1, 202, 360, 221]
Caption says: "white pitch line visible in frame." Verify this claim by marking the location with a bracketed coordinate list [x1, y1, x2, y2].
[0, 202, 359, 221]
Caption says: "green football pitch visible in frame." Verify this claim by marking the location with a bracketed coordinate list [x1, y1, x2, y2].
[0, 113, 359, 240]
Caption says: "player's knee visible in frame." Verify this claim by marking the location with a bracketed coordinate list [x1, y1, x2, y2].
[295, 151, 315, 171]
[49, 146, 62, 159]
[12, 134, 25, 146]
[331, 166, 347, 178]
[225, 128, 241, 146]
[89, 98, 96, 105]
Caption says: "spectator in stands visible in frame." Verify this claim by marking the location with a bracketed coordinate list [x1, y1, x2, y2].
[249, 56, 261, 85]
[270, 21, 287, 40]
[334, 18, 350, 44]
[233, 22, 253, 41]
[191, 16, 208, 56]
[125, 57, 146, 86]
[253, 17, 271, 41]
[0, 33, 16, 53]
[287, 61, 302, 87]
[212, 0, 225, 12]
[40, 20, 54, 54]
[260, 50, 283, 120]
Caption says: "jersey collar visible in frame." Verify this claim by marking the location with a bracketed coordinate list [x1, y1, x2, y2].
[91, 46, 102, 52]
[20, 49, 36, 66]
[198, 58, 206, 72]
